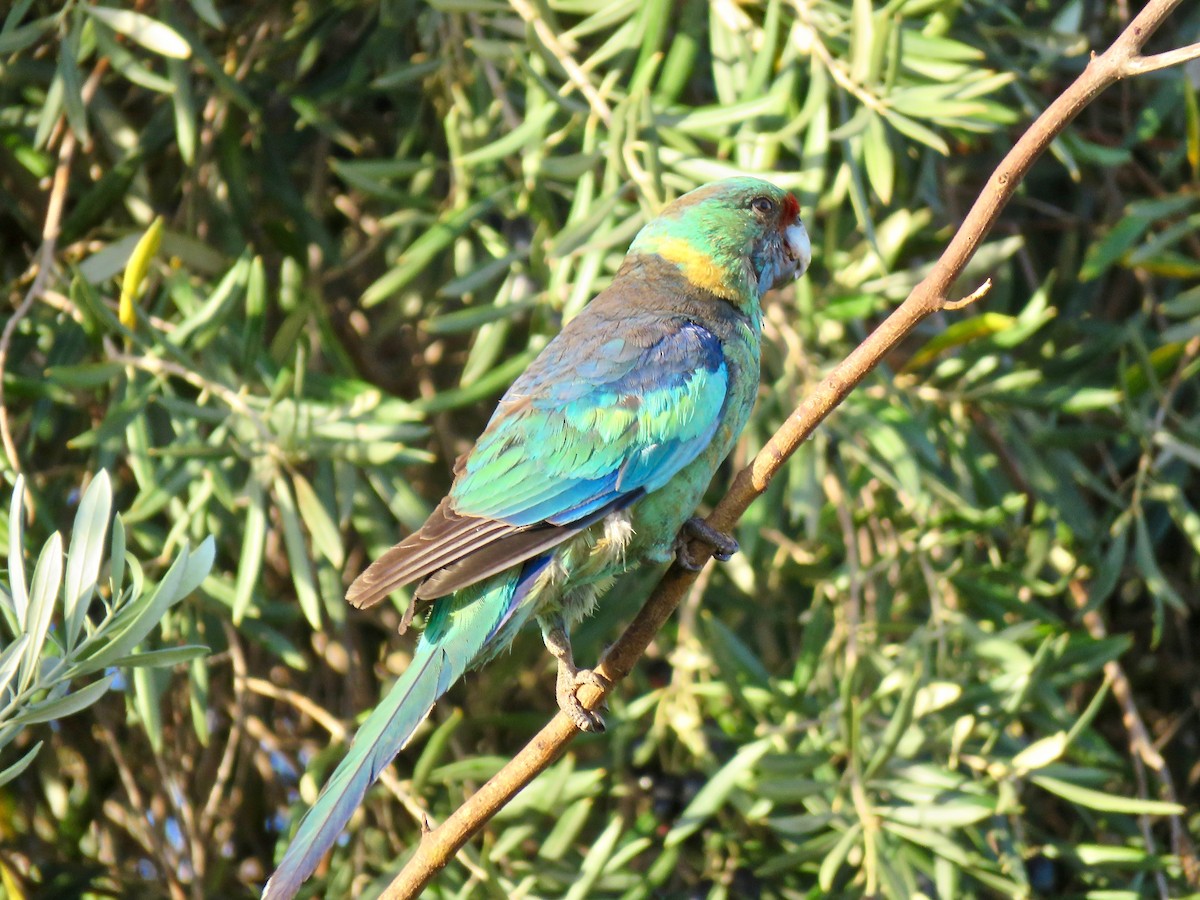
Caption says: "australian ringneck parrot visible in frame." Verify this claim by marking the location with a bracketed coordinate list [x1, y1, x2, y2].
[263, 176, 812, 898]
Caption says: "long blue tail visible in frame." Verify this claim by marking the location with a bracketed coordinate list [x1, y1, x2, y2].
[263, 560, 546, 899]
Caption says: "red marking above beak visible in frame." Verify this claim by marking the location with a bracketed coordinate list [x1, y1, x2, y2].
[782, 193, 800, 224]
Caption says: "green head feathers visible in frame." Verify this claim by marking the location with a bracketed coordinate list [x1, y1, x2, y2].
[629, 177, 811, 307]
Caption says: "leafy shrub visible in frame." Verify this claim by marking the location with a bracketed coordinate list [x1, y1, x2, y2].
[0, 0, 1197, 897]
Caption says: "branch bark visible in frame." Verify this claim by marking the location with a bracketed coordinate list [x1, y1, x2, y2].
[381, 2, 1199, 895]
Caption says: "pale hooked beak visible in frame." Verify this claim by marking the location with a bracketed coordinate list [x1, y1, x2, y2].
[784, 221, 812, 279]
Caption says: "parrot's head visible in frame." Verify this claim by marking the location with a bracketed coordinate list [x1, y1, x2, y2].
[628, 176, 811, 309]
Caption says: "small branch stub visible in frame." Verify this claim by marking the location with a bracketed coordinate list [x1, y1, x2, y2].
[944, 279, 993, 311]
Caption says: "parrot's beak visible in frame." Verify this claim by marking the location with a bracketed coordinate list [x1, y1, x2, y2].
[783, 221, 812, 280]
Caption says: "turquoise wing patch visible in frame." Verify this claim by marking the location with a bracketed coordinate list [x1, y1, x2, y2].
[451, 321, 728, 527]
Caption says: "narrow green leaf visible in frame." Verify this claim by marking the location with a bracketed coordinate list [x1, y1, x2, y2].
[564, 814, 623, 900]
[84, 7, 192, 59]
[819, 822, 862, 891]
[863, 111, 893, 204]
[183, 0, 223, 29]
[119, 218, 164, 329]
[410, 351, 533, 414]
[169, 253, 249, 348]
[188, 619, 210, 745]
[879, 108, 950, 155]
[132, 664, 164, 751]
[0, 635, 29, 703]
[95, 23, 177, 93]
[664, 737, 772, 847]
[8, 475, 28, 626]
[882, 797, 995, 827]
[1012, 732, 1068, 773]
[64, 471, 112, 650]
[176, 537, 215, 600]
[0, 14, 52, 54]
[903, 313, 1017, 371]
[110, 645, 210, 668]
[20, 532, 63, 693]
[1080, 214, 1152, 281]
[292, 472, 344, 568]
[242, 255, 266, 371]
[361, 190, 507, 307]
[13, 674, 115, 725]
[539, 797, 594, 861]
[33, 69, 64, 150]
[168, 56, 196, 165]
[233, 472, 267, 624]
[458, 104, 557, 166]
[109, 514, 127, 600]
[1186, 74, 1200, 180]
[0, 741, 42, 788]
[58, 24, 89, 144]
[273, 475, 322, 629]
[661, 88, 789, 135]
[424, 296, 538, 334]
[1032, 775, 1185, 815]
[411, 707, 463, 796]
[1134, 512, 1186, 614]
[73, 539, 210, 673]
[864, 660, 923, 780]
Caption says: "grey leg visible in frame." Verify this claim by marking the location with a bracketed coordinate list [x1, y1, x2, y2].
[674, 516, 739, 571]
[541, 616, 610, 733]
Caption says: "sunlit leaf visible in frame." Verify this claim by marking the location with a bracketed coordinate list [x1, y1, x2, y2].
[119, 218, 164, 330]
[0, 741, 43, 788]
[84, 7, 192, 58]
[64, 471, 112, 649]
[12, 674, 115, 725]
[1032, 775, 1185, 816]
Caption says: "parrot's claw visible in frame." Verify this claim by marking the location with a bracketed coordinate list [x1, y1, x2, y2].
[542, 621, 610, 732]
[675, 517, 739, 571]
[556, 665, 610, 733]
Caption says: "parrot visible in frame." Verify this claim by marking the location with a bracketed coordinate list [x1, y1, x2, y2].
[263, 176, 811, 899]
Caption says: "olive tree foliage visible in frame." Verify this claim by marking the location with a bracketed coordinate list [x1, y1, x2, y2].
[0, 0, 1197, 897]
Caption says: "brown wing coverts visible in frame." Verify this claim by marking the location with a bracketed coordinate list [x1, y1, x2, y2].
[345, 497, 628, 631]
[346, 498, 512, 607]
[344, 497, 594, 633]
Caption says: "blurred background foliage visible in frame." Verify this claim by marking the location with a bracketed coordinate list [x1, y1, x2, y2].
[0, 0, 1198, 897]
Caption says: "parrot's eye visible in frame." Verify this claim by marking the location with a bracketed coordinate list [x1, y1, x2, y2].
[750, 196, 776, 215]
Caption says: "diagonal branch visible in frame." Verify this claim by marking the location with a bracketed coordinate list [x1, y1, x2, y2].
[380, 1, 1196, 895]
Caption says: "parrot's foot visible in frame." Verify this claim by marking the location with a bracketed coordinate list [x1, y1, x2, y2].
[556, 665, 611, 733]
[675, 517, 739, 571]
[542, 621, 610, 732]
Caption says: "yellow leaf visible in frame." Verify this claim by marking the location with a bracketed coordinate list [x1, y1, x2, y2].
[118, 218, 163, 330]
[1, 858, 27, 900]
[1012, 731, 1068, 773]
[902, 312, 1015, 372]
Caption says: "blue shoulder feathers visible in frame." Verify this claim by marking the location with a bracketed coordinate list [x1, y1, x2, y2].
[453, 320, 729, 527]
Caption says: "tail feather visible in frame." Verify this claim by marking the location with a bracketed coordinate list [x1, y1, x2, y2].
[261, 640, 453, 900]
[262, 560, 546, 900]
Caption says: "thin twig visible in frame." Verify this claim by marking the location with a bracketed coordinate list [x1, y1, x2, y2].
[248, 674, 492, 882]
[105, 351, 276, 449]
[507, 0, 613, 126]
[943, 278, 992, 311]
[96, 721, 188, 900]
[380, 3, 1197, 895]
[0, 60, 108, 475]
[200, 624, 249, 833]
[245, 677, 348, 740]
[1069, 580, 1198, 890]
[1124, 42, 1200, 76]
